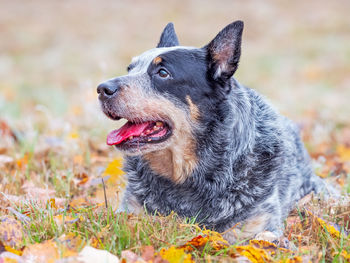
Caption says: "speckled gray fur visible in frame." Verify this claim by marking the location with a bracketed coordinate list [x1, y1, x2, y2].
[121, 80, 328, 235]
[98, 21, 333, 238]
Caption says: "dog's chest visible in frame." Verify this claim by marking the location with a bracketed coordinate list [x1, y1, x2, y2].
[124, 157, 273, 229]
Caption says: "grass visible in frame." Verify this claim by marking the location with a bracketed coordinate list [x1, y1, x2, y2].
[1, 122, 349, 261]
[1, 0, 350, 262]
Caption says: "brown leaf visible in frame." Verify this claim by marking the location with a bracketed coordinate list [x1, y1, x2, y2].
[22, 233, 84, 262]
[121, 250, 139, 262]
[141, 245, 155, 261]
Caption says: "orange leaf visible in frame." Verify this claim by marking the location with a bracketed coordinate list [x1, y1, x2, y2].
[234, 245, 271, 263]
[22, 239, 59, 262]
[337, 145, 350, 162]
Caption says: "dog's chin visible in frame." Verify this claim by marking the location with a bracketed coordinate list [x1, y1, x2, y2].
[116, 139, 172, 156]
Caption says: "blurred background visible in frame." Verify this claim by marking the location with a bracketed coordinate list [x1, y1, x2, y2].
[1, 0, 350, 155]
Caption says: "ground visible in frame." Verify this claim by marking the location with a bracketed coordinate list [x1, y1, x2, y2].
[0, 0, 349, 262]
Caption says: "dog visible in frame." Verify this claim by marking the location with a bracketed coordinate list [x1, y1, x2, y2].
[97, 21, 332, 241]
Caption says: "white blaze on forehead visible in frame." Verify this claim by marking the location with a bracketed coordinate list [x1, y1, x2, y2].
[129, 46, 196, 75]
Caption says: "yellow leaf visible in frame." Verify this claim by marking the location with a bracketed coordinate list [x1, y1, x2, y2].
[307, 210, 341, 239]
[2, 258, 19, 263]
[249, 239, 277, 253]
[103, 158, 125, 184]
[201, 229, 229, 250]
[316, 217, 341, 238]
[340, 250, 350, 260]
[158, 246, 194, 263]
[234, 245, 270, 263]
[4, 244, 23, 256]
[68, 132, 79, 139]
[337, 145, 350, 162]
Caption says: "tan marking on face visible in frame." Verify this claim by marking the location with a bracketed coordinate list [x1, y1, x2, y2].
[153, 56, 162, 65]
[143, 101, 198, 183]
[186, 95, 200, 121]
[112, 82, 197, 183]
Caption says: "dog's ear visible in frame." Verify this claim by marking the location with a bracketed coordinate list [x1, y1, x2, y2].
[157, 22, 179, 48]
[205, 21, 243, 84]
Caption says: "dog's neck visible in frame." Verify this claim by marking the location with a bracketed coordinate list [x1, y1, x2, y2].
[143, 126, 197, 184]
[143, 81, 256, 184]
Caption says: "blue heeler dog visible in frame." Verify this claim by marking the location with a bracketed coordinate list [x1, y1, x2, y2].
[97, 21, 332, 241]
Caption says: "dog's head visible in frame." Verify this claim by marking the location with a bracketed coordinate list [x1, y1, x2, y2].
[97, 21, 243, 157]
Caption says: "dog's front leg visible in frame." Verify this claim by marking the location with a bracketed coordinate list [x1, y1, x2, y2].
[222, 212, 284, 245]
[116, 188, 144, 214]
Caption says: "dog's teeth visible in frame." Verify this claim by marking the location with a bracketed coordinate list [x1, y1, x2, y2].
[156, 121, 163, 127]
[128, 136, 133, 140]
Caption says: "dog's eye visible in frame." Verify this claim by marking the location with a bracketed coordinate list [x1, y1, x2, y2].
[157, 68, 169, 78]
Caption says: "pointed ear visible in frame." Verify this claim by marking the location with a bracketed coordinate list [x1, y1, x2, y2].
[206, 21, 244, 83]
[157, 22, 179, 48]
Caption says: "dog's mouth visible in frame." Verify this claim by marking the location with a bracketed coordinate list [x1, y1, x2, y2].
[107, 120, 172, 148]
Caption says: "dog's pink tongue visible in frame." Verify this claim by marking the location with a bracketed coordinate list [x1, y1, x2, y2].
[107, 121, 150, 145]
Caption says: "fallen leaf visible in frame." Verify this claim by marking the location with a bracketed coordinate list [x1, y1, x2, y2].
[22, 233, 84, 262]
[307, 211, 343, 239]
[180, 235, 209, 252]
[57, 233, 85, 258]
[141, 245, 155, 261]
[16, 154, 29, 170]
[0, 217, 23, 248]
[157, 246, 193, 263]
[22, 239, 59, 262]
[337, 145, 350, 162]
[0, 251, 23, 263]
[21, 182, 56, 201]
[69, 197, 94, 210]
[103, 158, 125, 185]
[233, 245, 270, 263]
[0, 120, 17, 141]
[73, 155, 84, 165]
[77, 246, 120, 263]
[68, 132, 79, 140]
[121, 250, 139, 262]
[285, 256, 303, 263]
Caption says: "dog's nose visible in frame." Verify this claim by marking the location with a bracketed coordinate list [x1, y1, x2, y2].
[97, 81, 118, 97]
